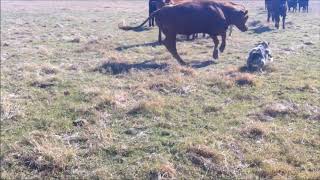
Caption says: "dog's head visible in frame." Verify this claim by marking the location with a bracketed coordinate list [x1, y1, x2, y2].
[259, 41, 270, 49]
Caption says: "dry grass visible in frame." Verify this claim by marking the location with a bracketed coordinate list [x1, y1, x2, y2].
[241, 123, 269, 140]
[1, 0, 320, 179]
[11, 131, 76, 175]
[150, 163, 177, 179]
[0, 96, 24, 122]
[128, 96, 165, 116]
[187, 145, 223, 163]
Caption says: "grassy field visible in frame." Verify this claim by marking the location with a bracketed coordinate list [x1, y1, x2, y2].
[1, 0, 320, 179]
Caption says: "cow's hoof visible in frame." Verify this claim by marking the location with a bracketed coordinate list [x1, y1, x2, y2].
[213, 51, 219, 59]
[219, 45, 225, 53]
[179, 61, 188, 66]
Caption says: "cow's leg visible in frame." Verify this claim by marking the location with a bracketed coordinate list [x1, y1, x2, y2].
[152, 17, 155, 27]
[267, 11, 271, 22]
[149, 17, 152, 27]
[163, 34, 187, 65]
[158, 27, 162, 44]
[203, 33, 206, 38]
[193, 34, 198, 40]
[274, 14, 280, 29]
[219, 32, 226, 53]
[211, 35, 219, 59]
[282, 15, 286, 29]
[229, 25, 233, 36]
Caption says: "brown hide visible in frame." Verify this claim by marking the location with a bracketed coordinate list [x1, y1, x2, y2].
[120, 0, 249, 65]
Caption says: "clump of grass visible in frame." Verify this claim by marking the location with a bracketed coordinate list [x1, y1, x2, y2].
[206, 67, 258, 89]
[37, 46, 52, 57]
[149, 79, 179, 94]
[203, 104, 223, 114]
[187, 145, 223, 163]
[260, 161, 296, 178]
[128, 96, 165, 116]
[150, 163, 176, 179]
[207, 75, 234, 90]
[30, 77, 59, 89]
[233, 73, 256, 86]
[264, 102, 297, 117]
[12, 131, 76, 175]
[0, 96, 24, 122]
[299, 83, 319, 93]
[241, 124, 268, 140]
[245, 154, 263, 168]
[186, 145, 234, 177]
[224, 66, 258, 86]
[40, 65, 59, 75]
[296, 171, 320, 179]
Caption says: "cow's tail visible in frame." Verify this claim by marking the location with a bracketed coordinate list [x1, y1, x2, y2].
[118, 9, 160, 31]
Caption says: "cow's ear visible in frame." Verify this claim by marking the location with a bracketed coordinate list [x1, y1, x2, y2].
[244, 10, 248, 15]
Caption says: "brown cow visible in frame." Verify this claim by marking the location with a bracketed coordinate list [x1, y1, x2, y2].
[119, 0, 248, 65]
[167, 0, 233, 39]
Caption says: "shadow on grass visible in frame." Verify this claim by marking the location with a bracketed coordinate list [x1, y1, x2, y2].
[96, 60, 168, 75]
[115, 37, 206, 51]
[116, 41, 160, 51]
[132, 26, 152, 32]
[250, 25, 273, 34]
[189, 60, 216, 68]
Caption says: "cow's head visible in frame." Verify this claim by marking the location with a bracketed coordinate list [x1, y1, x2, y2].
[234, 9, 249, 32]
[227, 4, 249, 32]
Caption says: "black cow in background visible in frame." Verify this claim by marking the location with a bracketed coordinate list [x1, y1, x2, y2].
[266, 0, 287, 29]
[149, 0, 166, 27]
[272, 0, 287, 29]
[265, 0, 273, 22]
[288, 0, 298, 12]
[298, 0, 309, 12]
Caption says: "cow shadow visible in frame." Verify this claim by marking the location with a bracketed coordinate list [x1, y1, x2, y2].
[116, 41, 160, 51]
[115, 38, 195, 51]
[251, 25, 273, 34]
[96, 60, 169, 75]
[132, 26, 152, 32]
[189, 60, 216, 68]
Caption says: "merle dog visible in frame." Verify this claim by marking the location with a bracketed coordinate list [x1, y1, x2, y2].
[247, 41, 273, 72]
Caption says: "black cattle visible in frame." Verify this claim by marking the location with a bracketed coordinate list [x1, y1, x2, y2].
[149, 0, 166, 27]
[298, 0, 309, 12]
[266, 0, 287, 29]
[288, 0, 298, 12]
[272, 0, 287, 29]
[265, 0, 273, 22]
